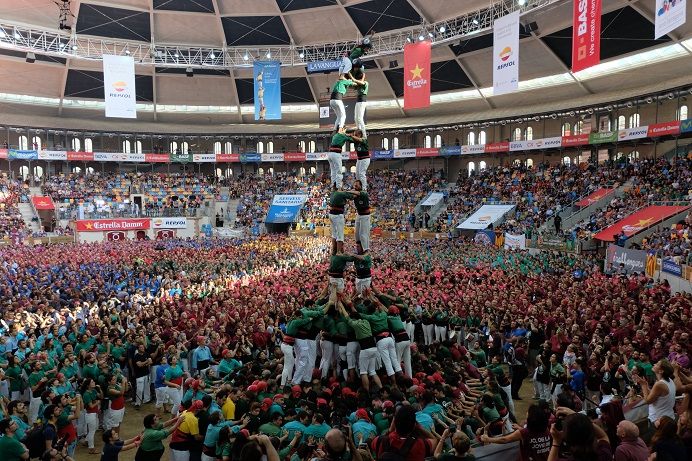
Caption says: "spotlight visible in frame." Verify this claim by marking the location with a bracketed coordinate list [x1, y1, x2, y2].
[0, 30, 5, 38]
[25, 52, 35, 63]
[406, 35, 414, 43]
[173, 52, 179, 58]
[299, 50, 305, 59]
[626, 101, 634, 108]
[243, 52, 249, 61]
[186, 67, 193, 77]
[569, 111, 575, 117]
[125, 49, 130, 55]
[59, 42, 65, 49]
[472, 18, 479, 25]
[418, 33, 425, 41]
[587, 108, 594, 114]
[210, 52, 216, 59]
[667, 92, 675, 100]
[439, 26, 446, 33]
[550, 113, 557, 119]
[518, 0, 526, 5]
[266, 51, 271, 59]
[606, 105, 613, 112]
[645, 97, 653, 104]
[428, 32, 434, 39]
[71, 45, 77, 50]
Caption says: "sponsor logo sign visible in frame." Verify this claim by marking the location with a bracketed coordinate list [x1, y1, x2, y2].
[39, 150, 68, 161]
[589, 131, 617, 144]
[647, 121, 680, 137]
[192, 153, 216, 163]
[307, 59, 344, 73]
[485, 142, 509, 153]
[618, 126, 648, 141]
[572, 0, 602, 72]
[76, 218, 150, 232]
[284, 152, 307, 162]
[416, 148, 439, 158]
[152, 217, 187, 229]
[394, 148, 418, 158]
[261, 153, 284, 162]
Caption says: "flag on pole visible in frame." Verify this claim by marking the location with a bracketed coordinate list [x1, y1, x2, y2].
[403, 41, 431, 109]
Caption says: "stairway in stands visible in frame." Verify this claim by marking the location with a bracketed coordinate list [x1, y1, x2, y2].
[225, 198, 240, 227]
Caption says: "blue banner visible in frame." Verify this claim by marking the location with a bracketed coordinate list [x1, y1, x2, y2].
[681, 118, 692, 134]
[8, 149, 38, 160]
[372, 150, 394, 160]
[254, 61, 281, 121]
[266, 194, 307, 224]
[439, 146, 461, 157]
[307, 59, 343, 74]
[240, 153, 261, 163]
[662, 258, 683, 277]
[473, 230, 496, 246]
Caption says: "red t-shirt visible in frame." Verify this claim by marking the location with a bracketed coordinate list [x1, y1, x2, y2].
[371, 432, 433, 461]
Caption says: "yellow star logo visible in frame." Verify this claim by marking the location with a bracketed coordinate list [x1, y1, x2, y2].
[85, 222, 93, 229]
[410, 64, 424, 79]
[635, 218, 654, 227]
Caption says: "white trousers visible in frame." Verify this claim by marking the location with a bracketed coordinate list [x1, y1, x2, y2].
[355, 214, 370, 251]
[104, 407, 124, 430]
[135, 375, 151, 406]
[376, 336, 401, 376]
[306, 339, 317, 382]
[280, 342, 295, 386]
[422, 324, 434, 346]
[330, 99, 347, 131]
[28, 395, 42, 425]
[501, 383, 515, 415]
[85, 412, 99, 448]
[319, 340, 335, 379]
[355, 158, 370, 190]
[166, 386, 183, 416]
[435, 325, 447, 343]
[358, 347, 379, 376]
[355, 101, 367, 137]
[329, 213, 345, 242]
[327, 152, 343, 189]
[355, 277, 371, 296]
[170, 448, 190, 461]
[292, 338, 310, 385]
[405, 322, 415, 342]
[395, 340, 412, 378]
[344, 342, 359, 371]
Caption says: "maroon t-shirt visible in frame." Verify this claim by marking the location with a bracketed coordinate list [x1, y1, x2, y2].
[371, 432, 433, 461]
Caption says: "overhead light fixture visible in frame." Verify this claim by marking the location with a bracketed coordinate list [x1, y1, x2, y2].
[125, 49, 130, 55]
[243, 52, 249, 61]
[0, 30, 6, 38]
[173, 52, 179, 58]
[186, 67, 193, 77]
[59, 42, 65, 49]
[645, 96, 653, 104]
[606, 105, 613, 112]
[518, 0, 527, 5]
[439, 26, 446, 33]
[266, 51, 271, 59]
[210, 52, 216, 59]
[626, 101, 634, 108]
[550, 113, 557, 119]
[25, 52, 35, 63]
[418, 33, 425, 41]
[71, 44, 77, 50]
[406, 35, 414, 43]
[298, 50, 305, 58]
[472, 18, 479, 25]
[667, 92, 675, 99]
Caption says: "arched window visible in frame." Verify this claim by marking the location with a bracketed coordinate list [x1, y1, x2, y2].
[574, 120, 584, 135]
[225, 167, 233, 177]
[71, 138, 81, 152]
[258, 167, 264, 175]
[224, 141, 232, 154]
[628, 113, 640, 128]
[308, 140, 316, 153]
[31, 136, 42, 151]
[526, 158, 533, 168]
[392, 137, 399, 150]
[257, 141, 264, 154]
[478, 131, 487, 145]
[350, 165, 356, 173]
[267, 141, 274, 153]
[513, 158, 521, 166]
[181, 142, 189, 154]
[562, 156, 571, 166]
[122, 140, 131, 154]
[84, 138, 93, 152]
[525, 126, 533, 141]
[341, 165, 346, 173]
[309, 166, 316, 175]
[468, 161, 476, 177]
[434, 134, 442, 148]
[467, 132, 475, 145]
[169, 141, 178, 154]
[424, 135, 432, 148]
[18, 166, 29, 179]
[215, 168, 223, 178]
[677, 105, 688, 120]
[268, 167, 274, 175]
[85, 167, 95, 175]
[479, 161, 487, 170]
[135, 140, 142, 154]
[616, 152, 624, 160]
[18, 135, 28, 150]
[214, 141, 222, 155]
[33, 165, 43, 178]
[71, 166, 82, 174]
[382, 138, 389, 150]
[512, 127, 522, 141]
[561, 122, 571, 136]
[297, 141, 304, 153]
[299, 167, 306, 176]
[628, 150, 640, 161]
[617, 116, 626, 130]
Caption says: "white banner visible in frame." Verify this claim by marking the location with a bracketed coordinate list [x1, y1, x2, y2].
[493, 11, 520, 96]
[543, 137, 563, 148]
[421, 192, 444, 207]
[39, 150, 67, 161]
[124, 153, 145, 162]
[462, 145, 485, 155]
[272, 194, 307, 206]
[193, 153, 216, 163]
[261, 153, 284, 162]
[504, 233, 526, 249]
[306, 152, 328, 161]
[151, 217, 187, 229]
[509, 140, 527, 152]
[102, 55, 137, 119]
[457, 204, 516, 230]
[655, 0, 686, 39]
[394, 149, 417, 158]
[94, 152, 126, 162]
[618, 126, 649, 141]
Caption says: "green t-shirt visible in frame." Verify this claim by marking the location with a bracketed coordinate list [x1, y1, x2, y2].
[6, 365, 23, 392]
[259, 422, 282, 437]
[328, 254, 355, 277]
[358, 81, 369, 96]
[140, 424, 168, 452]
[359, 311, 388, 334]
[330, 132, 352, 148]
[0, 432, 27, 461]
[349, 46, 365, 61]
[345, 317, 372, 340]
[330, 191, 351, 211]
[28, 370, 45, 389]
[354, 254, 372, 278]
[331, 79, 355, 96]
[353, 192, 370, 214]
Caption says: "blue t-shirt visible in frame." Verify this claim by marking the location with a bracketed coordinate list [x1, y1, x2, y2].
[570, 369, 585, 392]
[155, 365, 169, 389]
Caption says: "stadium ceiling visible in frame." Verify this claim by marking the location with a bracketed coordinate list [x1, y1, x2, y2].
[0, 0, 689, 130]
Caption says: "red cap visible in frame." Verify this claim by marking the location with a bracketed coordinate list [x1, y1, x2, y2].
[262, 397, 273, 405]
[240, 429, 250, 439]
[273, 394, 284, 400]
[222, 349, 231, 356]
[291, 385, 302, 396]
[256, 381, 268, 391]
[382, 400, 394, 409]
[322, 388, 332, 396]
[189, 400, 204, 411]
[388, 306, 400, 315]
[316, 398, 328, 406]
[247, 385, 258, 392]
[341, 387, 354, 396]
[356, 408, 370, 422]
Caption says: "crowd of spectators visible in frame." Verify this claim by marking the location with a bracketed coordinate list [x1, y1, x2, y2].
[640, 215, 691, 264]
[0, 234, 688, 461]
[0, 175, 29, 239]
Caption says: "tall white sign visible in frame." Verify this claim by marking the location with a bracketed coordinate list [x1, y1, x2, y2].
[655, 0, 686, 38]
[493, 11, 520, 96]
[102, 55, 137, 119]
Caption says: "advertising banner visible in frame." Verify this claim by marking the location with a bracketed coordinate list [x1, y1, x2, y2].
[594, 205, 690, 241]
[589, 131, 617, 144]
[605, 244, 647, 274]
[261, 153, 284, 162]
[306, 152, 328, 161]
[66, 151, 94, 161]
[31, 196, 55, 210]
[145, 153, 170, 163]
[94, 152, 126, 162]
[0, 149, 7, 159]
[462, 145, 485, 155]
[438, 146, 462, 157]
[151, 217, 187, 229]
[647, 121, 680, 137]
[572, 0, 602, 72]
[562, 134, 590, 147]
[504, 233, 526, 249]
[457, 204, 516, 230]
[618, 126, 649, 141]
[485, 142, 509, 153]
[124, 153, 145, 162]
[193, 153, 216, 163]
[510, 141, 527, 152]
[395, 148, 418, 158]
[215, 154, 240, 163]
[39, 150, 68, 161]
[473, 230, 496, 246]
[493, 11, 520, 96]
[284, 152, 307, 162]
[655, 0, 686, 39]
[680, 118, 692, 134]
[254, 61, 281, 121]
[106, 231, 126, 241]
[170, 151, 192, 163]
[403, 41, 431, 109]
[307, 59, 344, 73]
[76, 218, 150, 232]
[421, 192, 444, 207]
[8, 149, 38, 160]
[373, 150, 394, 160]
[156, 229, 175, 239]
[102, 54, 137, 119]
[265, 194, 307, 224]
[416, 148, 438, 158]
[575, 188, 615, 207]
[240, 153, 261, 163]
[662, 258, 683, 277]
[543, 137, 563, 149]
